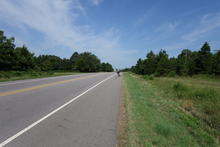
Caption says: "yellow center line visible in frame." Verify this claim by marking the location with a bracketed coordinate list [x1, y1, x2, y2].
[0, 74, 98, 97]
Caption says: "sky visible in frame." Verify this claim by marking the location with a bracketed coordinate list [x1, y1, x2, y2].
[0, 0, 220, 69]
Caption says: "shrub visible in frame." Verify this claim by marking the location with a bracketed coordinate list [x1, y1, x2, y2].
[143, 75, 154, 80]
[149, 75, 154, 80]
[13, 71, 22, 76]
[143, 75, 149, 80]
[30, 71, 40, 77]
[173, 82, 188, 98]
[47, 71, 54, 75]
[173, 82, 188, 92]
[167, 71, 176, 77]
[4, 73, 11, 79]
[0, 73, 3, 79]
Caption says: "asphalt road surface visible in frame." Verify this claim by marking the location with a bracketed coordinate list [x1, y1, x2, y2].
[0, 72, 122, 147]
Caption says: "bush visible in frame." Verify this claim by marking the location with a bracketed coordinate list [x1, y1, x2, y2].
[167, 71, 176, 77]
[173, 82, 188, 98]
[13, 71, 22, 77]
[149, 75, 154, 80]
[0, 73, 3, 79]
[47, 71, 54, 75]
[4, 73, 11, 79]
[173, 82, 188, 92]
[30, 71, 40, 77]
[143, 75, 154, 80]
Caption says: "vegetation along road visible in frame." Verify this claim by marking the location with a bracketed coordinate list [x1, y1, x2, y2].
[118, 73, 220, 147]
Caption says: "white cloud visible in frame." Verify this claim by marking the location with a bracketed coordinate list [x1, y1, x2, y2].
[182, 13, 220, 42]
[90, 0, 103, 6]
[0, 0, 130, 68]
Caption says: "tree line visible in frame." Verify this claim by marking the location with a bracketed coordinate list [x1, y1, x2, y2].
[0, 30, 114, 72]
[130, 42, 220, 76]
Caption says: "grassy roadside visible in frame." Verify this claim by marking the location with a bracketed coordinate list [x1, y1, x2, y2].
[146, 76, 220, 137]
[0, 71, 79, 82]
[119, 72, 219, 147]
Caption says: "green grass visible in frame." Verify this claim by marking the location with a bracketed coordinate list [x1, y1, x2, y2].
[122, 72, 219, 147]
[149, 77, 220, 134]
[0, 71, 79, 82]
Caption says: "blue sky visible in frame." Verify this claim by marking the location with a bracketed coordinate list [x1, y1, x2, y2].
[0, 0, 220, 68]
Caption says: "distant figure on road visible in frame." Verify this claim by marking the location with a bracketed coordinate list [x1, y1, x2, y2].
[116, 70, 120, 77]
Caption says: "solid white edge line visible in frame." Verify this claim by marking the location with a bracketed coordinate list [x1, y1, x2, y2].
[0, 73, 115, 147]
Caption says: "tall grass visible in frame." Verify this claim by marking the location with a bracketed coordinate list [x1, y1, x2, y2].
[144, 76, 220, 139]
[172, 82, 219, 101]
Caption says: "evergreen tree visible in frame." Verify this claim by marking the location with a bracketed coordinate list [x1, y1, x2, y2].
[212, 51, 220, 75]
[70, 51, 79, 70]
[135, 58, 145, 74]
[176, 49, 196, 75]
[144, 51, 157, 74]
[195, 42, 212, 74]
[155, 50, 169, 76]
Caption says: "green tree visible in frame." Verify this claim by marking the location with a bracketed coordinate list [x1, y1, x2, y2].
[70, 51, 79, 70]
[135, 58, 145, 74]
[101, 62, 114, 72]
[36, 55, 62, 71]
[0, 30, 16, 70]
[155, 50, 170, 76]
[169, 57, 177, 74]
[212, 51, 220, 75]
[195, 42, 212, 74]
[143, 51, 157, 74]
[14, 46, 35, 70]
[60, 58, 72, 71]
[75, 52, 101, 72]
[176, 49, 196, 75]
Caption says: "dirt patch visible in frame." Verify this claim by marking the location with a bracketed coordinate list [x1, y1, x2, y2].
[116, 76, 129, 147]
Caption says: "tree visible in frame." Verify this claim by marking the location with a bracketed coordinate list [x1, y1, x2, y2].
[195, 42, 212, 74]
[155, 50, 170, 76]
[143, 51, 157, 74]
[134, 58, 145, 74]
[36, 55, 63, 71]
[0, 30, 114, 73]
[101, 62, 114, 72]
[169, 57, 177, 74]
[212, 51, 220, 75]
[70, 51, 79, 70]
[176, 49, 196, 75]
[0, 30, 16, 70]
[14, 46, 35, 70]
[75, 52, 101, 72]
[60, 58, 72, 71]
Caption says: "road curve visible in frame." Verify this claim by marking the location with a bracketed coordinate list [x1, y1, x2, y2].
[0, 72, 122, 147]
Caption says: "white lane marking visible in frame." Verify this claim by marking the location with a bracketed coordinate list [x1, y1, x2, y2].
[0, 74, 115, 147]
[0, 73, 91, 86]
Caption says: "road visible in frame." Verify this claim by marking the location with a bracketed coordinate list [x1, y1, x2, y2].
[0, 72, 121, 147]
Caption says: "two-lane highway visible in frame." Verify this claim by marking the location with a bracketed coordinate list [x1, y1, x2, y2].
[0, 73, 122, 147]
